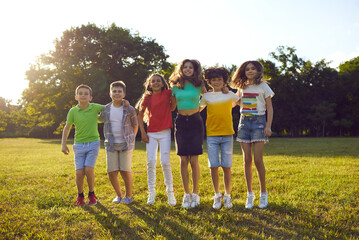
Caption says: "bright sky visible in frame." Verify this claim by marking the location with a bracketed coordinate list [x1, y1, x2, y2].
[1, 0, 358, 104]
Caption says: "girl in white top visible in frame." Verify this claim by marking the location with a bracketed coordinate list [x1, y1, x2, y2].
[230, 61, 274, 209]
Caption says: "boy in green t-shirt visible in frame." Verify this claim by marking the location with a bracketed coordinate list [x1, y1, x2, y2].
[61, 84, 104, 207]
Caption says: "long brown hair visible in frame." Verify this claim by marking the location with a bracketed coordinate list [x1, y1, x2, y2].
[135, 73, 169, 123]
[169, 59, 204, 89]
[229, 61, 265, 90]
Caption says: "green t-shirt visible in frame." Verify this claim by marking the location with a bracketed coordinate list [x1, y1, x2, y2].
[172, 82, 203, 110]
[66, 103, 104, 143]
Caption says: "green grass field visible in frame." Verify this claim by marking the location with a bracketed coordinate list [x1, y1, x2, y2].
[0, 138, 358, 239]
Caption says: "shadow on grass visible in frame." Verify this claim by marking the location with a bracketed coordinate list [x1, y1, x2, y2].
[84, 202, 144, 240]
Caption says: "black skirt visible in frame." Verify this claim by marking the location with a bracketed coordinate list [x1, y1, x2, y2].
[174, 112, 204, 156]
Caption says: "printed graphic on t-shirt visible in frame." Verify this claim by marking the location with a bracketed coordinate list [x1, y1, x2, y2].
[242, 93, 258, 116]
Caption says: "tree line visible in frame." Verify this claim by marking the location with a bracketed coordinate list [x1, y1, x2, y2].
[0, 23, 358, 138]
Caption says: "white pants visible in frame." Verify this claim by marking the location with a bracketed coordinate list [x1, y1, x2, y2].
[147, 128, 174, 193]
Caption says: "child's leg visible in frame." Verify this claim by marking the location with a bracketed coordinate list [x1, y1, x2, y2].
[180, 156, 190, 194]
[84, 166, 95, 192]
[119, 149, 134, 198]
[108, 171, 122, 197]
[252, 141, 266, 193]
[159, 129, 173, 192]
[75, 169, 85, 194]
[240, 142, 253, 193]
[210, 167, 220, 193]
[222, 167, 231, 194]
[220, 136, 233, 195]
[147, 132, 159, 193]
[189, 155, 200, 194]
[120, 171, 133, 198]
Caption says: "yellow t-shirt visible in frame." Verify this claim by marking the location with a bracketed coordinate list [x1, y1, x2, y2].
[200, 91, 240, 136]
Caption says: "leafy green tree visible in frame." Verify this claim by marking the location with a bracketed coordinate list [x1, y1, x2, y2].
[338, 57, 359, 135]
[22, 23, 170, 137]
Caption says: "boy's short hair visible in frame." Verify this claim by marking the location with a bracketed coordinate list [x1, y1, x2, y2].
[203, 67, 230, 84]
[110, 81, 126, 93]
[75, 84, 92, 96]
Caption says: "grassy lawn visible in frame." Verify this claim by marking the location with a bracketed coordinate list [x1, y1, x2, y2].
[0, 137, 358, 239]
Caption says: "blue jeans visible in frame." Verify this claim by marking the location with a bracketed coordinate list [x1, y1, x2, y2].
[73, 141, 100, 170]
[206, 135, 233, 168]
[236, 115, 268, 143]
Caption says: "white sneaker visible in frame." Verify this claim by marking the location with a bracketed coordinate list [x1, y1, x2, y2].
[190, 193, 200, 208]
[112, 196, 122, 203]
[147, 191, 156, 205]
[167, 191, 176, 206]
[245, 192, 255, 209]
[212, 193, 222, 209]
[259, 192, 268, 209]
[182, 193, 191, 209]
[223, 194, 233, 209]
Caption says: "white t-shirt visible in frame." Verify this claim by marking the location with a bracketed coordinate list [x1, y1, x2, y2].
[239, 82, 274, 116]
[110, 104, 125, 143]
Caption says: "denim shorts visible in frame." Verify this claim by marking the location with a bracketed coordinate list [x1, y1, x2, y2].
[73, 140, 100, 170]
[207, 135, 233, 168]
[236, 115, 269, 143]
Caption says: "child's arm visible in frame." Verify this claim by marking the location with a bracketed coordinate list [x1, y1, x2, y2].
[137, 108, 149, 143]
[61, 124, 72, 155]
[232, 90, 241, 107]
[264, 97, 273, 137]
[170, 96, 177, 111]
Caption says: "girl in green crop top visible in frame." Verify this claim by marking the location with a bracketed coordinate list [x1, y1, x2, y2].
[169, 59, 206, 209]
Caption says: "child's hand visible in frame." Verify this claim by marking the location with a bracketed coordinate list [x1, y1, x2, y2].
[141, 133, 149, 143]
[264, 127, 272, 137]
[62, 144, 70, 155]
[123, 99, 130, 107]
[221, 86, 229, 94]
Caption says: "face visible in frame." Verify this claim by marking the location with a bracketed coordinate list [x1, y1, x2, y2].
[75, 87, 92, 103]
[245, 63, 259, 81]
[149, 75, 164, 93]
[182, 61, 194, 77]
[110, 86, 126, 103]
[209, 76, 225, 92]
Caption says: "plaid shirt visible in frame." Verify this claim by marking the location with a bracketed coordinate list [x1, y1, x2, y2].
[99, 103, 138, 152]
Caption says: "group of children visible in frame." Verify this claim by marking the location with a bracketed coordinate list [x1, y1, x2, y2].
[61, 59, 274, 210]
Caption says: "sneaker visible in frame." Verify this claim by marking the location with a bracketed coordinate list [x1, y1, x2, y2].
[75, 196, 85, 207]
[223, 194, 233, 209]
[212, 193, 222, 209]
[112, 196, 122, 203]
[88, 194, 97, 206]
[121, 196, 134, 204]
[190, 193, 200, 208]
[245, 192, 255, 209]
[147, 191, 156, 205]
[167, 191, 176, 206]
[259, 192, 268, 209]
[182, 193, 191, 209]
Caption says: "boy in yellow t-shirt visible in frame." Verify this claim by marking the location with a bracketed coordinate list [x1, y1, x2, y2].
[200, 67, 240, 209]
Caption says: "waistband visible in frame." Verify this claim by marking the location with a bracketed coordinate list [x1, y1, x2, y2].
[240, 114, 266, 119]
[177, 112, 201, 119]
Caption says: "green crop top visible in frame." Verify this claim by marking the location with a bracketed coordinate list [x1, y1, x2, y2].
[172, 82, 203, 110]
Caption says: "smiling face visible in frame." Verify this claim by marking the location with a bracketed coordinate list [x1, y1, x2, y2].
[149, 75, 164, 93]
[75, 87, 92, 104]
[209, 76, 225, 92]
[245, 63, 259, 82]
[110, 86, 126, 103]
[182, 61, 194, 77]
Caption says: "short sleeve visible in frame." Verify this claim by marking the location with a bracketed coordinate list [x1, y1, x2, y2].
[262, 83, 275, 99]
[94, 103, 104, 113]
[171, 86, 177, 96]
[230, 92, 240, 102]
[141, 94, 150, 109]
[199, 94, 207, 107]
[66, 109, 74, 125]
